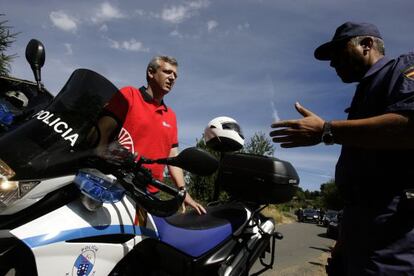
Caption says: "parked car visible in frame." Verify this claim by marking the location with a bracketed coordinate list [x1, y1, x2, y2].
[326, 210, 343, 239]
[301, 208, 319, 223]
[321, 210, 338, 227]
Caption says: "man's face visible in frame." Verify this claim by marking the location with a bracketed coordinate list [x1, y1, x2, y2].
[329, 40, 367, 83]
[149, 61, 178, 95]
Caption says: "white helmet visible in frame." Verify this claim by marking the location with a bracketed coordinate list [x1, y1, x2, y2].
[204, 116, 244, 152]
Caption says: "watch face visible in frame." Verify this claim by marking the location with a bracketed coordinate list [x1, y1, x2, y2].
[322, 133, 334, 145]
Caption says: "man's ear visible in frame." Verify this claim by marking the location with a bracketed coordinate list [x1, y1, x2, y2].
[360, 37, 374, 51]
[147, 68, 155, 80]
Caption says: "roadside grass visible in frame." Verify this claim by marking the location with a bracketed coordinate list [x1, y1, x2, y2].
[261, 205, 296, 224]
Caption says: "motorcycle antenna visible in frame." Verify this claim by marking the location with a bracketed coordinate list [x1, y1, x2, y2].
[25, 39, 45, 92]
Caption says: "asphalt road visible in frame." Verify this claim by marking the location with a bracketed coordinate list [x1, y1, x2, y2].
[250, 222, 335, 276]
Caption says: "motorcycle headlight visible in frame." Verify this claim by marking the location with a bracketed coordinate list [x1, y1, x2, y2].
[0, 159, 40, 212]
[74, 169, 125, 205]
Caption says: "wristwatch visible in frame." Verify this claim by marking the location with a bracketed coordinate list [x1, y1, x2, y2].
[321, 121, 334, 145]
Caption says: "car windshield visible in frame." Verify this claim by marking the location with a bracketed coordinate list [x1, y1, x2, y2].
[326, 210, 338, 218]
[303, 209, 317, 215]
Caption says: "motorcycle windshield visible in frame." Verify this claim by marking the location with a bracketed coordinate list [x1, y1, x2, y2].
[0, 69, 119, 180]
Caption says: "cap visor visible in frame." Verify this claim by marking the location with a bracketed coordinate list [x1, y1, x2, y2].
[314, 42, 333, 60]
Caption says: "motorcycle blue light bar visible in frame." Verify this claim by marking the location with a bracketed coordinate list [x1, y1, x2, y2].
[74, 169, 125, 203]
[0, 104, 14, 125]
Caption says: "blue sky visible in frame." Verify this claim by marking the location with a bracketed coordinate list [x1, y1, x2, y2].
[3, 0, 414, 191]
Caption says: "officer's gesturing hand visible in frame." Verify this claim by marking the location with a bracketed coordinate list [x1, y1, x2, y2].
[270, 102, 325, 148]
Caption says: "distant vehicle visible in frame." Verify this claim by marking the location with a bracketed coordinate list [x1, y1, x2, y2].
[322, 210, 338, 227]
[301, 208, 319, 223]
[326, 210, 343, 239]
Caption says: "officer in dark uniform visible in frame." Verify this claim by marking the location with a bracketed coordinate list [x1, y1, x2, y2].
[270, 21, 414, 275]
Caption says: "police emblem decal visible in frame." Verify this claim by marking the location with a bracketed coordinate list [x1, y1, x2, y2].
[72, 248, 96, 276]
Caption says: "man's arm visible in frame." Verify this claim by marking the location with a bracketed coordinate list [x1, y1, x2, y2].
[95, 115, 119, 155]
[330, 112, 414, 148]
[270, 102, 414, 149]
[168, 147, 207, 215]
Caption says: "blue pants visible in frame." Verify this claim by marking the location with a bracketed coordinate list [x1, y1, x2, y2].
[340, 196, 414, 275]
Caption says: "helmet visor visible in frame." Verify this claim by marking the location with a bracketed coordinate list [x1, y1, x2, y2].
[222, 122, 244, 139]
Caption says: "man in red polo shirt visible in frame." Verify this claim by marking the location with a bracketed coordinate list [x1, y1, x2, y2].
[98, 56, 206, 215]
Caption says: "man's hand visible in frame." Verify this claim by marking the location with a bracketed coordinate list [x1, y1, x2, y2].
[270, 102, 325, 148]
[182, 193, 207, 215]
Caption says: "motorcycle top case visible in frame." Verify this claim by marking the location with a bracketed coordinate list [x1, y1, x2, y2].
[217, 153, 299, 204]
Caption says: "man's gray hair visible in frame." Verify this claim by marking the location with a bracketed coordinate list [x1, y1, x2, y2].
[146, 56, 178, 81]
[350, 36, 385, 55]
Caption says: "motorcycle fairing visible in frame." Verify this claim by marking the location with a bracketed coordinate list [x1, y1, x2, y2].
[151, 203, 249, 257]
[10, 196, 157, 249]
[0, 69, 119, 180]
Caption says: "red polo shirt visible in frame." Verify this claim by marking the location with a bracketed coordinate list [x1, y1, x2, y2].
[106, 86, 178, 193]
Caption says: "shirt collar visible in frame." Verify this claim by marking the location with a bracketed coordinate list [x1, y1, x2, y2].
[139, 86, 168, 111]
[361, 56, 392, 80]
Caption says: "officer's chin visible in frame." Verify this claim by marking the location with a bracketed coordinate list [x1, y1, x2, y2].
[337, 73, 357, 84]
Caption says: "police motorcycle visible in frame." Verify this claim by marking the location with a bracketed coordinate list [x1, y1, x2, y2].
[0, 43, 300, 276]
[0, 39, 54, 136]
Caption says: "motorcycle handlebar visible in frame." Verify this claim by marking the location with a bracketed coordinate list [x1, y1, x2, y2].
[99, 144, 217, 216]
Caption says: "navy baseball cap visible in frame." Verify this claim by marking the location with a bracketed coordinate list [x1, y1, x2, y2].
[314, 22, 382, 60]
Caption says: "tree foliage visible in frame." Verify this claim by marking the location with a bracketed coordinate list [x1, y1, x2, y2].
[242, 131, 275, 156]
[0, 15, 18, 76]
[320, 179, 343, 210]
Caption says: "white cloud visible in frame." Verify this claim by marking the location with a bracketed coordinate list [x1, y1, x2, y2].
[109, 38, 149, 52]
[161, 0, 210, 24]
[161, 6, 188, 24]
[170, 29, 183, 38]
[99, 24, 108, 32]
[134, 9, 145, 16]
[207, 20, 218, 32]
[92, 2, 125, 24]
[188, 0, 210, 9]
[64, 43, 73, 55]
[237, 22, 250, 31]
[49, 11, 78, 32]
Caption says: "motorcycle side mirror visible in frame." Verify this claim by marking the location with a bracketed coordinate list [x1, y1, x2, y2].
[25, 39, 45, 91]
[155, 147, 219, 176]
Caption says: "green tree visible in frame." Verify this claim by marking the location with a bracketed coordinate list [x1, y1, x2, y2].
[242, 131, 275, 156]
[0, 15, 18, 76]
[320, 179, 343, 210]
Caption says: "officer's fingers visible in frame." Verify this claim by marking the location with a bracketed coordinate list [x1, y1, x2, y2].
[295, 102, 316, 118]
[270, 128, 289, 137]
[270, 128, 302, 137]
[279, 142, 299, 148]
[271, 120, 297, 128]
[272, 136, 295, 143]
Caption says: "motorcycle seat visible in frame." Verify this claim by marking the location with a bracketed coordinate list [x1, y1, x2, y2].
[151, 202, 248, 257]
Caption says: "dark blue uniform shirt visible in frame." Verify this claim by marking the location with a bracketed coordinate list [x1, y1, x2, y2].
[335, 53, 414, 275]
